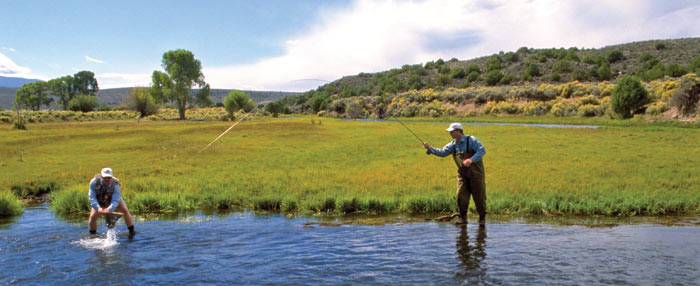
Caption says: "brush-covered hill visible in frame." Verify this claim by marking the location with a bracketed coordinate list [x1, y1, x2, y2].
[276, 37, 700, 116]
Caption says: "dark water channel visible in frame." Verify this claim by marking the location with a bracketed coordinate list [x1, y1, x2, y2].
[2, 204, 699, 285]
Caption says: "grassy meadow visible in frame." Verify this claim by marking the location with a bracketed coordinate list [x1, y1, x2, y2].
[1, 116, 699, 218]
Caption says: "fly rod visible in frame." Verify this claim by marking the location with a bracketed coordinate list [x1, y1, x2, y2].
[389, 116, 431, 155]
[196, 118, 244, 155]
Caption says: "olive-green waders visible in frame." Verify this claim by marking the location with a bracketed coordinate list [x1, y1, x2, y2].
[453, 137, 486, 220]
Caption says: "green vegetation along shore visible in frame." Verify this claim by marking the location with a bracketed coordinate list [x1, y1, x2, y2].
[2, 116, 699, 218]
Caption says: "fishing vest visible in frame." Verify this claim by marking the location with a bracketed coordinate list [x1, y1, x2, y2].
[452, 136, 485, 179]
[93, 174, 120, 208]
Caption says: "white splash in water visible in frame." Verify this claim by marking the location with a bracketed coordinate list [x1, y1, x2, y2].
[76, 229, 119, 250]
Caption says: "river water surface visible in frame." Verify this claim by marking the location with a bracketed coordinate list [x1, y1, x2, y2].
[1, 204, 699, 285]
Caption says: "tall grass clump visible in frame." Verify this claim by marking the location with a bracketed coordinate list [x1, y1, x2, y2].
[11, 181, 57, 198]
[401, 195, 456, 214]
[0, 192, 24, 217]
[50, 187, 89, 214]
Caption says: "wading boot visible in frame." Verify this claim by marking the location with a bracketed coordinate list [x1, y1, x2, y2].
[479, 215, 486, 226]
[455, 217, 467, 225]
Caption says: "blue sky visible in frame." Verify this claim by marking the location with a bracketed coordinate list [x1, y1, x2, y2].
[2, 0, 700, 91]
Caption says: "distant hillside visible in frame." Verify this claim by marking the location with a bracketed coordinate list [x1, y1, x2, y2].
[0, 87, 16, 109]
[0, 86, 300, 110]
[277, 37, 700, 113]
[0, 75, 40, 88]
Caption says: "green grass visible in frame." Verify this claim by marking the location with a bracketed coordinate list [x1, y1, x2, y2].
[0, 192, 23, 217]
[2, 115, 699, 217]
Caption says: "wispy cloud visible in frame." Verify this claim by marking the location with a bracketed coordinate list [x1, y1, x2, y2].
[85, 56, 104, 64]
[97, 72, 152, 89]
[2, 47, 16, 52]
[203, 0, 700, 92]
[0, 52, 31, 76]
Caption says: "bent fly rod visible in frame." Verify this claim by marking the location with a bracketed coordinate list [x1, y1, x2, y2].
[390, 116, 431, 155]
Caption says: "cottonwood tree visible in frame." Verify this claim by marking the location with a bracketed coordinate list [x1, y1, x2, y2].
[15, 81, 52, 110]
[48, 75, 75, 110]
[150, 49, 209, 119]
[73, 71, 99, 96]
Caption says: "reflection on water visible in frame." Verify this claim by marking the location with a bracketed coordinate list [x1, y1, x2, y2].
[2, 204, 700, 285]
[456, 225, 487, 283]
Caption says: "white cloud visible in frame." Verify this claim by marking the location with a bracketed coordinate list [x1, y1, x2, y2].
[2, 47, 16, 52]
[97, 72, 152, 89]
[203, 0, 700, 92]
[85, 56, 104, 64]
[0, 52, 31, 76]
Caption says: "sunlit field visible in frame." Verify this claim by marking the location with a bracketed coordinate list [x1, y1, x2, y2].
[2, 116, 699, 217]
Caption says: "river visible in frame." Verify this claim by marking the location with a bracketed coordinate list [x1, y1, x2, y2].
[1, 204, 699, 285]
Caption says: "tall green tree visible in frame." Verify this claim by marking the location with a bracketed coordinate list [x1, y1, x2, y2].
[150, 49, 209, 119]
[73, 71, 99, 96]
[48, 75, 75, 110]
[15, 81, 52, 111]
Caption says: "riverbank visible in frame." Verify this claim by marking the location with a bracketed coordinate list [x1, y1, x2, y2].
[2, 116, 699, 217]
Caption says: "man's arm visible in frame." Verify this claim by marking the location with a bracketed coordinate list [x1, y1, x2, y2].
[88, 179, 99, 211]
[469, 136, 486, 162]
[108, 183, 121, 212]
[425, 141, 454, 157]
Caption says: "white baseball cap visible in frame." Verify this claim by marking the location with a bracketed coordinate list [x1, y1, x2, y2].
[445, 123, 463, 132]
[101, 168, 114, 178]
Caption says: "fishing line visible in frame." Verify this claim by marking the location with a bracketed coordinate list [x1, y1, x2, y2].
[389, 116, 431, 155]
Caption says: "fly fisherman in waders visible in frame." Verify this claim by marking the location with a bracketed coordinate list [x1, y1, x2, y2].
[423, 123, 487, 225]
[88, 168, 136, 235]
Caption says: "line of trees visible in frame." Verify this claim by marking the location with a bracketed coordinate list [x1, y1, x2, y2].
[14, 70, 99, 112]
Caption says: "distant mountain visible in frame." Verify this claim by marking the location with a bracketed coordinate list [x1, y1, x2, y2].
[0, 75, 40, 88]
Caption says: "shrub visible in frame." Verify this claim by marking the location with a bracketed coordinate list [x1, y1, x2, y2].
[655, 42, 666, 50]
[346, 100, 365, 118]
[550, 72, 561, 82]
[553, 60, 572, 73]
[522, 101, 549, 115]
[665, 64, 687, 78]
[127, 88, 159, 118]
[466, 71, 480, 82]
[645, 101, 669, 115]
[524, 62, 541, 78]
[68, 95, 98, 112]
[611, 76, 650, 118]
[551, 100, 578, 117]
[486, 55, 503, 71]
[578, 95, 600, 105]
[571, 69, 588, 81]
[577, 104, 604, 117]
[485, 70, 504, 86]
[450, 68, 466, 79]
[466, 64, 481, 74]
[638, 52, 655, 63]
[224, 90, 255, 119]
[500, 74, 514, 85]
[607, 50, 624, 63]
[437, 74, 451, 86]
[671, 75, 700, 116]
[504, 52, 519, 63]
[597, 64, 612, 80]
